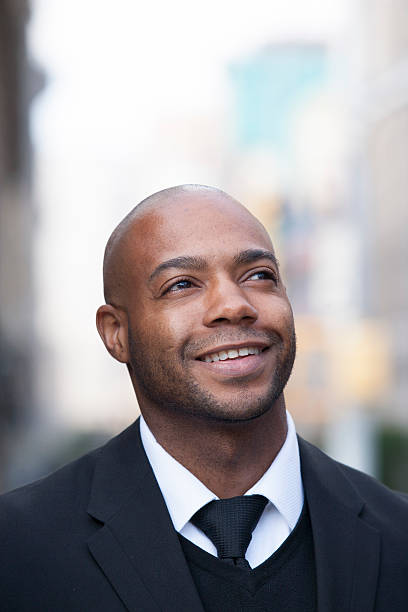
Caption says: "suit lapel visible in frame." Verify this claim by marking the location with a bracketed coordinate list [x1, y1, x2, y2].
[299, 438, 380, 612]
[86, 419, 204, 612]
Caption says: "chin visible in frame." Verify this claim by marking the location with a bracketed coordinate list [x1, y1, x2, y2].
[188, 390, 279, 424]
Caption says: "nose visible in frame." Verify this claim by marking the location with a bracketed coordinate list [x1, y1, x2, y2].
[202, 279, 258, 327]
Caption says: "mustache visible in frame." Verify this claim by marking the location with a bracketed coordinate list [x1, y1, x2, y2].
[183, 329, 282, 358]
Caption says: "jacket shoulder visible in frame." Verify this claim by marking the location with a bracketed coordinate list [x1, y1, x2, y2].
[0, 443, 102, 520]
[335, 457, 408, 518]
[0, 419, 142, 516]
[299, 436, 408, 529]
[338, 460, 408, 501]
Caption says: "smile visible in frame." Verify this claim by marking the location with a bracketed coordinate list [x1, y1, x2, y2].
[196, 344, 271, 379]
[199, 346, 264, 363]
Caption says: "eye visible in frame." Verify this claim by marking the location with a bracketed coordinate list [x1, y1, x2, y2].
[246, 269, 278, 283]
[164, 278, 194, 294]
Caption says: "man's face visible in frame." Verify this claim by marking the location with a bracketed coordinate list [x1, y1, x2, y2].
[123, 193, 296, 422]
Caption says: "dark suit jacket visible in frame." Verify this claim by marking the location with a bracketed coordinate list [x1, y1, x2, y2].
[1, 418, 408, 611]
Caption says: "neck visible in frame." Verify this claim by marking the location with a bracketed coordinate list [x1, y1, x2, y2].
[140, 396, 288, 498]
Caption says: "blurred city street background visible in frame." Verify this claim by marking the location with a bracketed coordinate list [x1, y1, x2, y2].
[1, 0, 407, 492]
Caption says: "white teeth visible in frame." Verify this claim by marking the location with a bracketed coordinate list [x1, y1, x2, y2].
[202, 346, 262, 362]
[248, 347, 260, 355]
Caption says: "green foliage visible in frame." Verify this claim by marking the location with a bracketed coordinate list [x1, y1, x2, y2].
[378, 426, 408, 493]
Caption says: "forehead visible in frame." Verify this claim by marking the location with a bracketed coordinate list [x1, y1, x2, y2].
[126, 193, 274, 271]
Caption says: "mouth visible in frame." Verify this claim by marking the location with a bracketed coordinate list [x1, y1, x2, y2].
[197, 345, 269, 363]
[195, 343, 271, 379]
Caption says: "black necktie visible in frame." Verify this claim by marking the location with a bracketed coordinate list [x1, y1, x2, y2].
[191, 494, 268, 570]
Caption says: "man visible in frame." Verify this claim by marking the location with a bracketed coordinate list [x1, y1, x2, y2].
[0, 184, 407, 611]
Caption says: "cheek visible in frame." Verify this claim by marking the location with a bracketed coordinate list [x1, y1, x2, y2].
[137, 305, 197, 356]
[128, 307, 162, 351]
[160, 310, 197, 354]
[262, 297, 294, 333]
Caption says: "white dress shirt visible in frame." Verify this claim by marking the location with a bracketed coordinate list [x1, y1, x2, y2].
[140, 411, 303, 568]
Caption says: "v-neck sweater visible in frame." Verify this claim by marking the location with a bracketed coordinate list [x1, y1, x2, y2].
[178, 501, 317, 612]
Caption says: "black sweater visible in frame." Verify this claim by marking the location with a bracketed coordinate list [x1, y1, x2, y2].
[179, 502, 317, 612]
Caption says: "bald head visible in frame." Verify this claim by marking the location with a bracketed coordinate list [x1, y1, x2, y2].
[103, 184, 272, 305]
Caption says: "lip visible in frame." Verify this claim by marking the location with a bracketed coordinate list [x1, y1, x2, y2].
[195, 341, 270, 361]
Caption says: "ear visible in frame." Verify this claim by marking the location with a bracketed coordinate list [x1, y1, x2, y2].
[96, 304, 130, 364]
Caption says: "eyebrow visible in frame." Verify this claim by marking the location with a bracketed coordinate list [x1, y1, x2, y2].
[148, 248, 279, 283]
[149, 256, 207, 282]
[233, 249, 279, 269]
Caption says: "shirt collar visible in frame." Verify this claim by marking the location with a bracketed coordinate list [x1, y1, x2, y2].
[140, 411, 303, 533]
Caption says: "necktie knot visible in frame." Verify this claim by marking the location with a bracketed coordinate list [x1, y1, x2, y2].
[191, 494, 268, 569]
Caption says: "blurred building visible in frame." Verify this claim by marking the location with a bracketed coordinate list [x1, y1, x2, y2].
[0, 0, 43, 488]
[360, 0, 408, 426]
